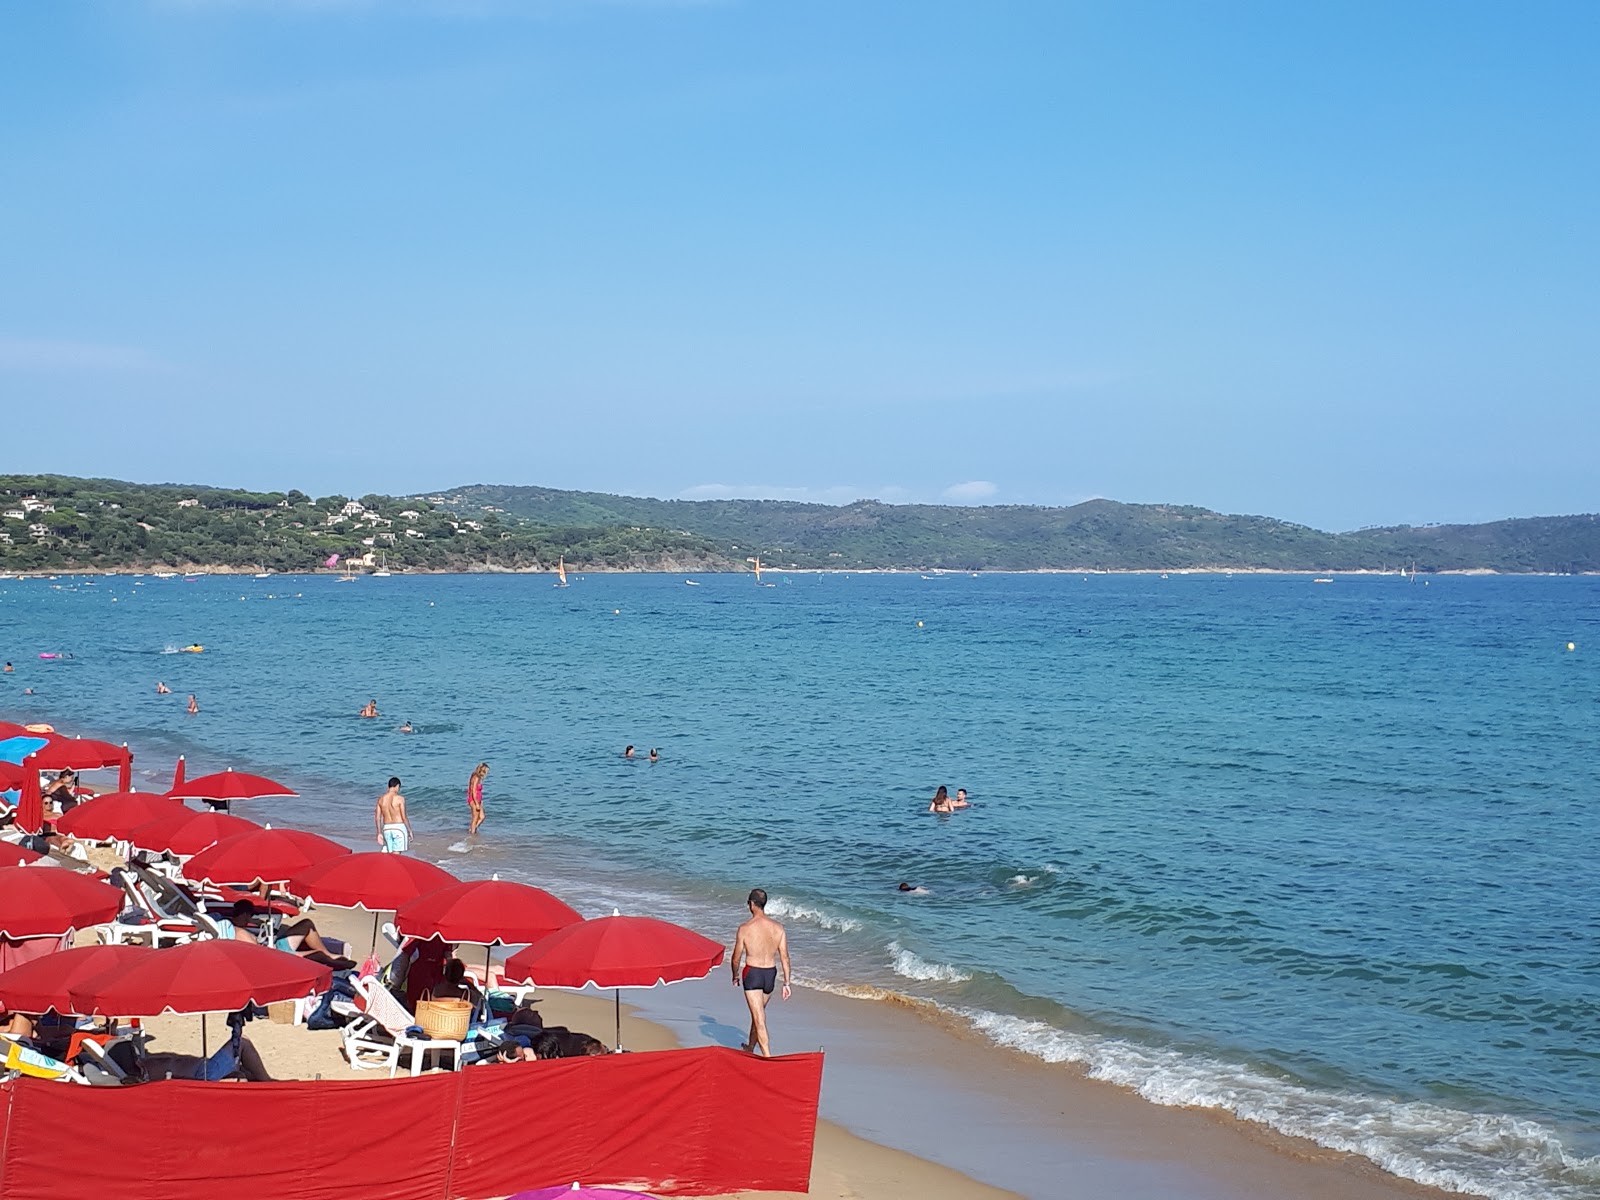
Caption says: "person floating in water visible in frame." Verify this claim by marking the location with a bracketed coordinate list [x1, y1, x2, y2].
[623, 745, 635, 759]
[398, 720, 413, 733]
[731, 888, 791, 1057]
[952, 788, 970, 808]
[929, 785, 954, 813]
[2, 662, 11, 672]
[466, 761, 489, 836]
[648, 748, 659, 763]
[156, 681, 171, 694]
[898, 882, 930, 894]
[375, 777, 412, 854]
[359, 699, 379, 719]
[186, 694, 200, 715]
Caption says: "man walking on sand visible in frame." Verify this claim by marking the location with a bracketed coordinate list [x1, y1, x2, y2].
[375, 777, 412, 854]
[731, 888, 791, 1056]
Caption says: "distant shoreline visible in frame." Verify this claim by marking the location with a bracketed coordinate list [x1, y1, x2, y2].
[4, 566, 1598, 578]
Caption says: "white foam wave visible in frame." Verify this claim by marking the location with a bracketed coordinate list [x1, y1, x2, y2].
[765, 896, 862, 933]
[887, 941, 972, 983]
[956, 1007, 1600, 1200]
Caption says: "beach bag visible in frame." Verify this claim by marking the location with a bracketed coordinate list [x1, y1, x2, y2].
[416, 997, 472, 1041]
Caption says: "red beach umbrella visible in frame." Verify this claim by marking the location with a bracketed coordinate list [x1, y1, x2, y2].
[182, 827, 350, 886]
[24, 736, 133, 792]
[290, 852, 456, 911]
[0, 944, 154, 1015]
[0, 762, 26, 790]
[55, 791, 184, 841]
[128, 808, 258, 857]
[505, 914, 726, 1050]
[68, 938, 332, 1017]
[167, 769, 297, 805]
[172, 755, 186, 790]
[290, 852, 458, 954]
[0, 842, 44, 867]
[396, 878, 581, 947]
[0, 721, 37, 741]
[0, 866, 123, 938]
[14, 768, 44, 836]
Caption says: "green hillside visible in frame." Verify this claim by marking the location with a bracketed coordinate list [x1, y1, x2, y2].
[4, 474, 1596, 574]
[0, 475, 724, 573]
[429, 484, 1600, 573]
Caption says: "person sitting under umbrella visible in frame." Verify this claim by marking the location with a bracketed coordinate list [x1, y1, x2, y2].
[108, 1027, 274, 1083]
[226, 901, 355, 970]
[425, 957, 483, 1006]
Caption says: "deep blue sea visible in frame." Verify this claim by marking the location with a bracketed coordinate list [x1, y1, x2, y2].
[4, 570, 1598, 1199]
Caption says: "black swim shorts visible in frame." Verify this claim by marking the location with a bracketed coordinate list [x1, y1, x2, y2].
[742, 965, 778, 994]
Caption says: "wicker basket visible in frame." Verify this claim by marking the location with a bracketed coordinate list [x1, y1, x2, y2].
[415, 997, 472, 1041]
[267, 1000, 299, 1025]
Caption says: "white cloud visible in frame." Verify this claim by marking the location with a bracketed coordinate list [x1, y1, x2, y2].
[0, 337, 169, 374]
[941, 480, 999, 503]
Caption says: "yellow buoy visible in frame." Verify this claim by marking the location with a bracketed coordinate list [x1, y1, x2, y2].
[917, 620, 924, 628]
[614, 609, 621, 615]
[1568, 642, 1576, 652]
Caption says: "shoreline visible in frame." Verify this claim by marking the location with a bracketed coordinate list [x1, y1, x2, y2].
[6, 566, 1597, 578]
[17, 706, 1469, 1200]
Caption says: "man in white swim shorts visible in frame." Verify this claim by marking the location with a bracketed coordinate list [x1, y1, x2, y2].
[375, 776, 412, 854]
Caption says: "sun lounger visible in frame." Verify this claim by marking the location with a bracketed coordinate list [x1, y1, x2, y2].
[342, 976, 462, 1078]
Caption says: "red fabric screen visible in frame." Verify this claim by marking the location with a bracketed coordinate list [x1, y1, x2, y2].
[0, 1047, 820, 1200]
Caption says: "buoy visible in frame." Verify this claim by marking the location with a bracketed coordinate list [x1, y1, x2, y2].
[614, 609, 620, 615]
[1568, 642, 1576, 652]
[917, 621, 924, 628]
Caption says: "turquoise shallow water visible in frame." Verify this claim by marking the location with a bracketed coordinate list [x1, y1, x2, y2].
[4, 570, 1599, 1199]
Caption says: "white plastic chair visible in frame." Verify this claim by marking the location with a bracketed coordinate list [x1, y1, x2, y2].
[341, 976, 461, 1078]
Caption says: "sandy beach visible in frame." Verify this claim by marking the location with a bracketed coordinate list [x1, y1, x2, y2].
[115, 893, 1452, 1200]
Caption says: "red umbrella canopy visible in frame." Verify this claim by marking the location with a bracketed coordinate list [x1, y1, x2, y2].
[128, 808, 258, 857]
[23, 736, 128, 772]
[166, 770, 297, 803]
[0, 842, 44, 867]
[0, 865, 123, 938]
[0, 944, 154, 1015]
[0, 762, 26, 790]
[0, 721, 38, 740]
[182, 827, 351, 886]
[56, 791, 185, 841]
[14, 766, 44, 836]
[288, 852, 456, 912]
[505, 915, 726, 990]
[396, 879, 581, 946]
[69, 939, 332, 1017]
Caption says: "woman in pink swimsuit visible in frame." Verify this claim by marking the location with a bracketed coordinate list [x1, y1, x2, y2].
[466, 762, 489, 836]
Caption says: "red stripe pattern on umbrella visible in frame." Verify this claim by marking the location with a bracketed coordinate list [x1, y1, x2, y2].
[504, 915, 726, 990]
[55, 792, 184, 841]
[396, 879, 581, 946]
[288, 852, 456, 912]
[0, 865, 124, 938]
[0, 944, 154, 1015]
[182, 827, 351, 886]
[69, 939, 332, 1017]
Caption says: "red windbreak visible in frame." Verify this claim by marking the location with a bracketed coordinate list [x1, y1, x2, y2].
[0, 1046, 822, 1200]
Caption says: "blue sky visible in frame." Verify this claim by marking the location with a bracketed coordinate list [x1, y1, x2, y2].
[1, 0, 1595, 530]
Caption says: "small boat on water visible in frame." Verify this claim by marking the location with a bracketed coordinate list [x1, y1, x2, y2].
[1313, 577, 1334, 584]
[554, 556, 569, 587]
[373, 553, 391, 578]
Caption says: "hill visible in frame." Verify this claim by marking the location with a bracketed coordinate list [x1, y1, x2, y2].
[0, 475, 724, 574]
[4, 474, 1596, 574]
[426, 484, 1600, 573]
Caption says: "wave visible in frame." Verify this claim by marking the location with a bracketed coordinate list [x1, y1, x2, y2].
[764, 896, 862, 933]
[956, 1007, 1600, 1200]
[887, 941, 972, 983]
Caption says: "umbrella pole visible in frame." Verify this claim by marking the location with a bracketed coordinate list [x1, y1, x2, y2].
[200, 1014, 207, 1070]
[614, 988, 622, 1053]
[371, 912, 380, 956]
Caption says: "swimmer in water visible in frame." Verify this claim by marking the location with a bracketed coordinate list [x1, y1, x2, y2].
[897, 882, 930, 894]
[952, 788, 970, 808]
[928, 785, 954, 814]
[359, 700, 379, 719]
[156, 681, 171, 694]
[2, 662, 11, 672]
[648, 748, 659, 763]
[623, 745, 635, 759]
[398, 720, 414, 733]
[187, 694, 199, 715]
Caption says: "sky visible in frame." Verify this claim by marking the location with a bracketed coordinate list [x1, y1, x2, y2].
[1, 0, 1595, 531]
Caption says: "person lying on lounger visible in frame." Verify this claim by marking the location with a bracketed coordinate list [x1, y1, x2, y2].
[226, 901, 355, 970]
[108, 1035, 274, 1083]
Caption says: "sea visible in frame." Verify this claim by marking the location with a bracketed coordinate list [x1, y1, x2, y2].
[3, 569, 1598, 1200]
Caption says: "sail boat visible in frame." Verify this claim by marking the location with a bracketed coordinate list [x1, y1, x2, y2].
[373, 553, 391, 578]
[555, 556, 569, 587]
[751, 555, 762, 584]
